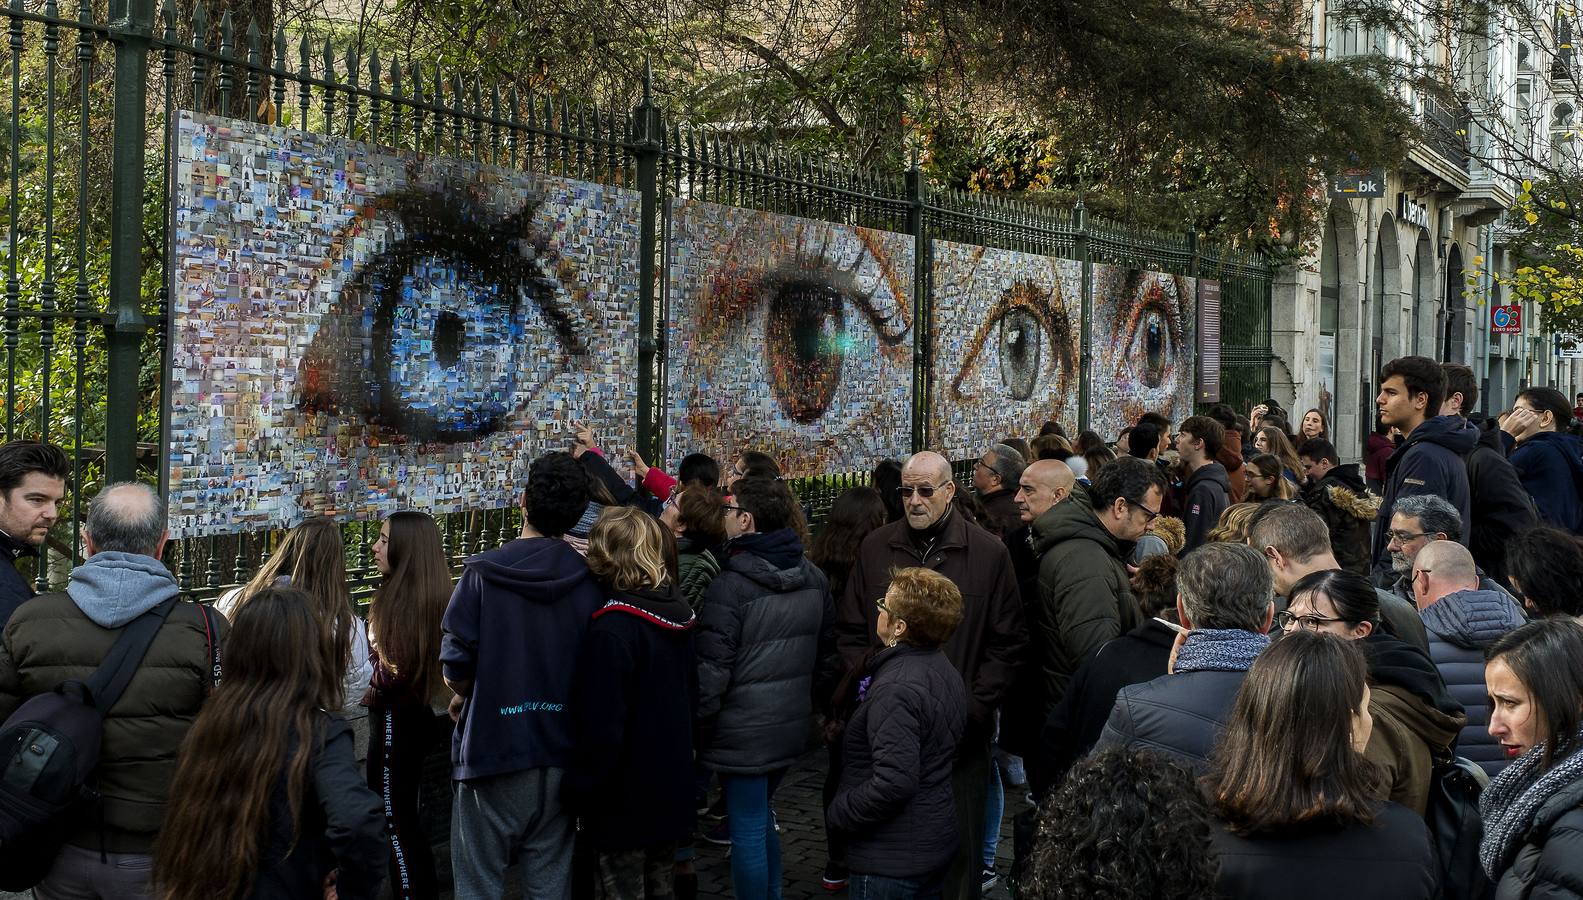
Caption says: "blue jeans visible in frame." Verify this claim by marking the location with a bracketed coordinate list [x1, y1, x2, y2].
[722, 773, 783, 900]
[982, 756, 1003, 869]
[850, 872, 944, 900]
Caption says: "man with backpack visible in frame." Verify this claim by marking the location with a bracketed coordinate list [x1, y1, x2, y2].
[0, 483, 226, 898]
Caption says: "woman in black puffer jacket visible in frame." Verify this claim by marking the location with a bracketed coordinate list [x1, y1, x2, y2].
[1478, 618, 1583, 899]
[827, 567, 968, 899]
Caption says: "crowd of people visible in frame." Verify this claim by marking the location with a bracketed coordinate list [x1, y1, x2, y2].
[2, 353, 1583, 899]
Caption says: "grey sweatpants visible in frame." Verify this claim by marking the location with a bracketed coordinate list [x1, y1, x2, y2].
[451, 766, 574, 900]
[31, 844, 155, 900]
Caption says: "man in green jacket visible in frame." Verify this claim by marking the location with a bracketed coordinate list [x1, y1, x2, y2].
[0, 483, 225, 899]
[1023, 457, 1165, 787]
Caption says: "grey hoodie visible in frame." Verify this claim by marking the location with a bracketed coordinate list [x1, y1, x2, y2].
[66, 550, 180, 628]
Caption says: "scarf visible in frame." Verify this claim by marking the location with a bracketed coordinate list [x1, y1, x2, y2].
[1172, 628, 1269, 674]
[1479, 724, 1583, 879]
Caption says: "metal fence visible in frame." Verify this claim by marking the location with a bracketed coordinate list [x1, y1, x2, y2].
[0, 0, 1274, 600]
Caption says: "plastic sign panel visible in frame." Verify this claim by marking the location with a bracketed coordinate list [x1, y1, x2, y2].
[1491, 305, 1523, 335]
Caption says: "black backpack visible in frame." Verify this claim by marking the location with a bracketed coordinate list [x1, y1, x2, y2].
[0, 598, 179, 890]
[1425, 755, 1495, 900]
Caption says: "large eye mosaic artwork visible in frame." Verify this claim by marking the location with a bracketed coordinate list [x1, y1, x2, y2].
[929, 241, 1082, 458]
[665, 201, 915, 477]
[1088, 265, 1196, 440]
[166, 111, 640, 538]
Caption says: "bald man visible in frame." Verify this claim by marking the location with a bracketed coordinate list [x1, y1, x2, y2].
[999, 459, 1077, 760]
[1412, 540, 1528, 776]
[1018, 456, 1166, 790]
[838, 451, 1027, 900]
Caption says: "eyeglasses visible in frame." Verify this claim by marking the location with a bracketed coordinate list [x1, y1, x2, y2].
[721, 504, 744, 514]
[1386, 529, 1429, 544]
[898, 482, 952, 499]
[1275, 610, 1349, 631]
[1126, 498, 1161, 522]
[1412, 568, 1432, 581]
[875, 597, 904, 621]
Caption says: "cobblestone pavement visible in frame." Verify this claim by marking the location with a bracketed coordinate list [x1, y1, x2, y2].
[0, 747, 1026, 900]
[428, 747, 1028, 900]
[687, 750, 1027, 900]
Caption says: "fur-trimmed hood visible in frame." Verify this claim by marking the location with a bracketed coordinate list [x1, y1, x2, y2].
[1313, 463, 1379, 521]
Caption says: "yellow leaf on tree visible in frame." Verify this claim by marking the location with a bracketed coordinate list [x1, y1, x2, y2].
[1526, 211, 1541, 224]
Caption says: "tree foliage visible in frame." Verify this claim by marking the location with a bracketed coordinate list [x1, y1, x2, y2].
[276, 0, 1419, 248]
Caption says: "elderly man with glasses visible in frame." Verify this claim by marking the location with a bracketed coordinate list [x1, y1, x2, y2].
[1380, 494, 1516, 609]
[836, 450, 1026, 900]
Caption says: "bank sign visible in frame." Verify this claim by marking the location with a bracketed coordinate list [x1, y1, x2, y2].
[1328, 169, 1386, 198]
[1491, 305, 1523, 334]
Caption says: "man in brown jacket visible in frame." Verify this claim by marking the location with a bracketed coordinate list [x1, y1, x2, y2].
[0, 483, 226, 899]
[837, 451, 1026, 900]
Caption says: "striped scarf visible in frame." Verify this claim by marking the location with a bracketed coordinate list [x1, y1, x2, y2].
[1478, 725, 1583, 879]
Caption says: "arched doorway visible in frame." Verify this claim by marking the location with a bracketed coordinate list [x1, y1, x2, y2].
[1320, 221, 1341, 428]
[1367, 216, 1402, 441]
[1414, 232, 1434, 356]
[1324, 205, 1363, 458]
[1443, 244, 1465, 363]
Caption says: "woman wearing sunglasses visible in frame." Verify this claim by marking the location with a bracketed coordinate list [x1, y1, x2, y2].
[1279, 570, 1465, 815]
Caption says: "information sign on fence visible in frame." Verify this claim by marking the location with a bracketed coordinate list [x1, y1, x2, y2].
[1197, 280, 1222, 403]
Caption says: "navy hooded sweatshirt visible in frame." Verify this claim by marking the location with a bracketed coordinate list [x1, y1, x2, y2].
[1509, 430, 1583, 533]
[1372, 415, 1477, 575]
[440, 536, 605, 781]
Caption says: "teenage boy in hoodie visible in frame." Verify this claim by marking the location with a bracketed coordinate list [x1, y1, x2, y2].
[1174, 416, 1229, 553]
[0, 483, 225, 899]
[1371, 355, 1477, 576]
[441, 451, 605, 900]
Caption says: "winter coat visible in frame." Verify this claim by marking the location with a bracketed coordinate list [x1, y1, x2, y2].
[837, 509, 1026, 744]
[1509, 430, 1583, 534]
[0, 552, 227, 853]
[1358, 632, 1466, 816]
[1421, 588, 1530, 776]
[676, 536, 722, 613]
[827, 644, 967, 879]
[1466, 423, 1538, 587]
[1094, 667, 1250, 772]
[1300, 463, 1379, 576]
[249, 714, 386, 900]
[1367, 432, 1398, 485]
[696, 529, 834, 775]
[1033, 618, 1175, 797]
[0, 529, 36, 627]
[1372, 415, 1478, 574]
[976, 488, 1023, 539]
[568, 587, 697, 851]
[1181, 462, 1231, 552]
[1211, 801, 1438, 900]
[1017, 496, 1140, 748]
[1489, 775, 1583, 899]
[440, 536, 606, 781]
[1218, 430, 1249, 504]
